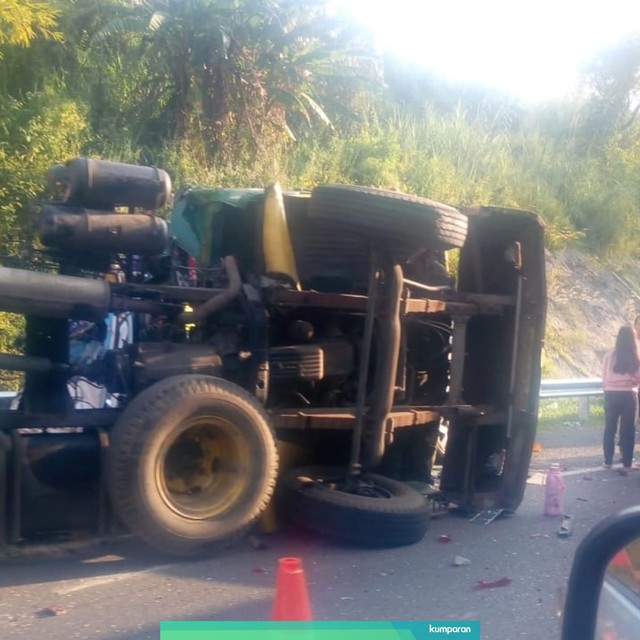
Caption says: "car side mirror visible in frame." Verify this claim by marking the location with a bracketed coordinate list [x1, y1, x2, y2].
[597, 537, 640, 639]
[562, 506, 640, 640]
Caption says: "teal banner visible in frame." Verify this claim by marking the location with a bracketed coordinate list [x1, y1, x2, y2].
[161, 621, 480, 640]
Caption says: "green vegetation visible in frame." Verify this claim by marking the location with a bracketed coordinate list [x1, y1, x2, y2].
[537, 398, 605, 431]
[1, 1, 639, 257]
[1, 1, 640, 387]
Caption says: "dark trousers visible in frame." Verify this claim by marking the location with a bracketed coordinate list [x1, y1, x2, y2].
[604, 390, 638, 467]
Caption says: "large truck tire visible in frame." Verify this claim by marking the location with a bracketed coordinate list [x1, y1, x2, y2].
[278, 466, 430, 547]
[106, 375, 279, 556]
[308, 185, 468, 251]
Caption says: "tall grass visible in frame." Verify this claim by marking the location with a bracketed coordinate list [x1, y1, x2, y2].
[538, 397, 604, 430]
[129, 100, 640, 259]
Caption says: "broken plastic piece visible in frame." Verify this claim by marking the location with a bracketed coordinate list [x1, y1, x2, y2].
[558, 515, 573, 537]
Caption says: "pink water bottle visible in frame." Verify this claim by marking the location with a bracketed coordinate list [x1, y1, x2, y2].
[544, 464, 566, 516]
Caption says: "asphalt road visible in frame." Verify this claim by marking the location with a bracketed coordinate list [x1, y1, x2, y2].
[1, 422, 638, 640]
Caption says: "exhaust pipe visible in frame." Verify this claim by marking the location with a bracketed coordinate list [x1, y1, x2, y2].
[0, 267, 110, 320]
[360, 257, 404, 470]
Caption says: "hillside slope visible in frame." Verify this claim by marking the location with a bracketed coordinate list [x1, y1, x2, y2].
[543, 249, 640, 378]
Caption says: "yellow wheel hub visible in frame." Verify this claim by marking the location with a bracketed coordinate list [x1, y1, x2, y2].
[159, 417, 251, 520]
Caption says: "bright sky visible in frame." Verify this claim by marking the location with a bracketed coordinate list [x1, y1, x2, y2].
[340, 0, 640, 104]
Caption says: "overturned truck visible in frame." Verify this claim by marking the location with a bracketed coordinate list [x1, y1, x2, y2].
[0, 158, 546, 555]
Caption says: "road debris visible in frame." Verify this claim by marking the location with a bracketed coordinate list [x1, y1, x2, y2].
[557, 499, 587, 538]
[37, 606, 67, 618]
[474, 577, 512, 590]
[252, 566, 269, 574]
[557, 515, 573, 537]
[437, 534, 453, 544]
[427, 491, 451, 518]
[453, 556, 471, 567]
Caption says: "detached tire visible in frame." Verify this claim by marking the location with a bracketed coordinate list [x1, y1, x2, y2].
[309, 184, 468, 251]
[107, 375, 278, 556]
[279, 466, 430, 547]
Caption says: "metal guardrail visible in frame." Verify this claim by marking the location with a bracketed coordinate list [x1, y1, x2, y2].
[0, 391, 16, 409]
[539, 378, 602, 399]
[539, 378, 603, 421]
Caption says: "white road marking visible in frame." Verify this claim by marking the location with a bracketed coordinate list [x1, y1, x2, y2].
[528, 465, 614, 485]
[55, 563, 176, 595]
[561, 465, 609, 477]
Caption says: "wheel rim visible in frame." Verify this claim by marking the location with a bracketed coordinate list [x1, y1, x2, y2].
[347, 481, 393, 499]
[299, 472, 394, 499]
[157, 415, 251, 519]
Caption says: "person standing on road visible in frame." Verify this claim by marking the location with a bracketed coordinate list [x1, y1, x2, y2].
[602, 325, 640, 474]
[634, 314, 640, 430]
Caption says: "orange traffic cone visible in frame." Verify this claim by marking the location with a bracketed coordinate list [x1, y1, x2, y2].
[609, 548, 640, 583]
[610, 548, 632, 568]
[272, 557, 312, 621]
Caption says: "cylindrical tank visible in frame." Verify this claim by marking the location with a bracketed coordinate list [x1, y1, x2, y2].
[0, 267, 110, 320]
[39, 205, 169, 256]
[51, 157, 172, 211]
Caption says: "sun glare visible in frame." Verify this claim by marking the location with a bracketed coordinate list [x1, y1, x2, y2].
[339, 0, 640, 103]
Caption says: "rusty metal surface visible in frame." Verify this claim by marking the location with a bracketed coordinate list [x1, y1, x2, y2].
[268, 288, 369, 311]
[270, 406, 496, 431]
[270, 288, 514, 317]
[402, 298, 447, 314]
[436, 291, 517, 306]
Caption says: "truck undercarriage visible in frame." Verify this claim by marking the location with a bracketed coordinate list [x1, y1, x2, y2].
[0, 158, 546, 555]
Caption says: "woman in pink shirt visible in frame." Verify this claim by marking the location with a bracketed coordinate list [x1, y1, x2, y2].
[602, 325, 640, 474]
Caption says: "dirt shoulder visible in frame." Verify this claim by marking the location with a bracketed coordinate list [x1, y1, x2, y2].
[544, 248, 640, 377]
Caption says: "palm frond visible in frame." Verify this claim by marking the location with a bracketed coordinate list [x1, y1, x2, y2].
[299, 91, 332, 127]
[91, 15, 148, 44]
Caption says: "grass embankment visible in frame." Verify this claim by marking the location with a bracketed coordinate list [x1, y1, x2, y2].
[537, 397, 604, 432]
